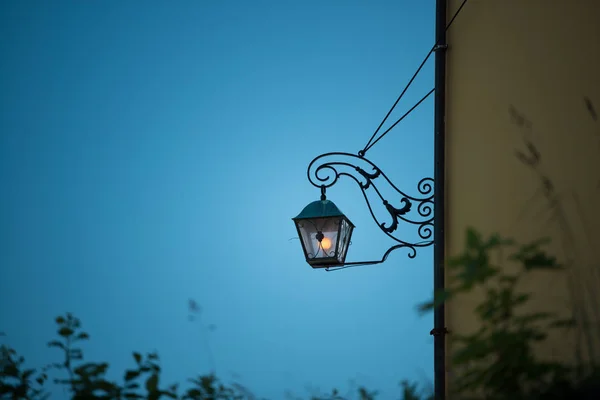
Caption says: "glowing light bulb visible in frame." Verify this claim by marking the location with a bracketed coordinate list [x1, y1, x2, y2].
[321, 237, 332, 250]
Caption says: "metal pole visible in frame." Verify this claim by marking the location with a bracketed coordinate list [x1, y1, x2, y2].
[433, 0, 448, 399]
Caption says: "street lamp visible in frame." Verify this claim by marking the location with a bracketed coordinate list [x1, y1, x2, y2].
[293, 152, 434, 271]
[292, 187, 355, 268]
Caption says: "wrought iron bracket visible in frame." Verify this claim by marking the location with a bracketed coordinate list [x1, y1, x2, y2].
[307, 152, 434, 268]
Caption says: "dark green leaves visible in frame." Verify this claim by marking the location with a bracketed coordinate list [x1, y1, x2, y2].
[399, 380, 433, 400]
[522, 251, 561, 270]
[509, 237, 562, 270]
[125, 370, 140, 382]
[466, 227, 482, 249]
[0, 344, 50, 399]
[124, 393, 143, 399]
[4, 321, 258, 400]
[418, 228, 580, 399]
[58, 326, 74, 338]
[145, 373, 159, 393]
[47, 340, 65, 350]
[417, 288, 453, 314]
[464, 228, 515, 253]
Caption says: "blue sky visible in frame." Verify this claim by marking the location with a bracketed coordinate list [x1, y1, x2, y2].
[0, 1, 436, 398]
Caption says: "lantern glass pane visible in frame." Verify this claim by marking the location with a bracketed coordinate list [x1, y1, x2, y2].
[296, 217, 342, 261]
[336, 218, 353, 263]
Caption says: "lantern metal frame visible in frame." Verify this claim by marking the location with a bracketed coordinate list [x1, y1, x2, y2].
[292, 192, 355, 268]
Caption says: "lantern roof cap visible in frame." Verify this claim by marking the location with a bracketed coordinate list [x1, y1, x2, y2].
[293, 199, 353, 224]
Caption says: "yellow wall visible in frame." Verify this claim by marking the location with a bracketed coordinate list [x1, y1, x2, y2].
[444, 0, 600, 392]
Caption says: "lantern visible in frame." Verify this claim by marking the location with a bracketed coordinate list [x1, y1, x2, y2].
[292, 199, 354, 268]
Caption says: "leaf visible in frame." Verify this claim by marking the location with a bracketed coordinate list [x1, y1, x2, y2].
[133, 352, 142, 365]
[162, 390, 178, 399]
[416, 301, 434, 315]
[466, 227, 482, 250]
[55, 316, 66, 324]
[456, 256, 499, 288]
[126, 382, 140, 390]
[523, 252, 562, 270]
[523, 237, 551, 251]
[58, 327, 74, 338]
[75, 332, 90, 341]
[185, 388, 202, 398]
[95, 379, 117, 394]
[149, 363, 161, 373]
[22, 368, 35, 380]
[3, 364, 19, 377]
[96, 362, 109, 375]
[509, 237, 554, 268]
[124, 394, 143, 399]
[484, 233, 515, 250]
[475, 302, 498, 321]
[451, 330, 491, 365]
[417, 288, 453, 314]
[400, 380, 422, 400]
[125, 370, 140, 382]
[47, 340, 65, 350]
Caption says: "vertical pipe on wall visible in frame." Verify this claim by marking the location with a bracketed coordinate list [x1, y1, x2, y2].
[433, 0, 447, 399]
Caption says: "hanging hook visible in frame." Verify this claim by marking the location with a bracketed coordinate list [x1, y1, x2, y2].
[320, 185, 327, 201]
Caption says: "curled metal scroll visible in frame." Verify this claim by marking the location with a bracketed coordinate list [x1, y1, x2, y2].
[307, 152, 434, 260]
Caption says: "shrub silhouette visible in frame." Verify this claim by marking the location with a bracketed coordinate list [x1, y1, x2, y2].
[2, 228, 598, 399]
